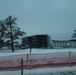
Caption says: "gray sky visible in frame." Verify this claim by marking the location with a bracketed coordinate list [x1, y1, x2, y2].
[0, 0, 76, 39]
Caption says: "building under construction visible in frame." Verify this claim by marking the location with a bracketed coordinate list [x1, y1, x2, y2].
[22, 34, 50, 49]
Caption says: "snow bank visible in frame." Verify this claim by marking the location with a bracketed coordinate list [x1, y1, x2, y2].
[0, 48, 76, 56]
[0, 66, 76, 75]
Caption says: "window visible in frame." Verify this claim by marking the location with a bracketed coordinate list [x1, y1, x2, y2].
[54, 45, 56, 47]
[54, 42, 56, 44]
[60, 45, 62, 47]
[57, 45, 59, 47]
[57, 42, 59, 44]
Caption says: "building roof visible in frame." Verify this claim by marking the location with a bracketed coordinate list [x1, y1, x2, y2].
[69, 38, 76, 41]
[52, 38, 76, 42]
[52, 40, 69, 42]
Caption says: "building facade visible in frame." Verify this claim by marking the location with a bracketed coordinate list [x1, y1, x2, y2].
[31, 35, 48, 48]
[22, 34, 50, 48]
[51, 39, 76, 49]
[22, 36, 32, 48]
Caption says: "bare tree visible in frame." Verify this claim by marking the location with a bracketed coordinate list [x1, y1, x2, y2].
[5, 16, 25, 52]
[0, 20, 7, 49]
[71, 30, 76, 38]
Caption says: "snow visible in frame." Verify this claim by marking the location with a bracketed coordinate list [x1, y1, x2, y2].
[0, 66, 76, 75]
[0, 48, 76, 56]
[0, 48, 76, 75]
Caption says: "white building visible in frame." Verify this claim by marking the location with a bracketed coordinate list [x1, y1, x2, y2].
[51, 38, 76, 49]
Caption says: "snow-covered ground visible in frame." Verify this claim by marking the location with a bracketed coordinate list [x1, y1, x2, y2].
[0, 48, 76, 75]
[0, 66, 76, 75]
[0, 48, 76, 56]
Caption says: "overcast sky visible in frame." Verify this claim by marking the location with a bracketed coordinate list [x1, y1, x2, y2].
[0, 0, 76, 39]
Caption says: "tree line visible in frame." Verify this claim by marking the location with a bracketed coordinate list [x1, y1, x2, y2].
[0, 16, 25, 52]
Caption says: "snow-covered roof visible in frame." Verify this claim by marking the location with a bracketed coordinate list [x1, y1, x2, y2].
[52, 40, 69, 42]
[52, 38, 76, 42]
[70, 38, 76, 41]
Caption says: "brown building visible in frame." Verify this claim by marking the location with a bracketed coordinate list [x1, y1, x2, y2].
[22, 34, 50, 48]
[31, 35, 48, 48]
[22, 36, 32, 48]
